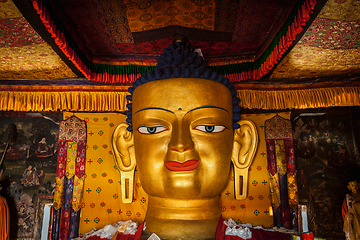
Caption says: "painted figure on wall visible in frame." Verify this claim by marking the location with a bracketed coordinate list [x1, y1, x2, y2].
[292, 110, 360, 239]
[112, 37, 258, 239]
[35, 137, 54, 158]
[0, 113, 59, 239]
[5, 144, 23, 161]
[342, 180, 360, 240]
[32, 122, 56, 158]
[20, 165, 40, 187]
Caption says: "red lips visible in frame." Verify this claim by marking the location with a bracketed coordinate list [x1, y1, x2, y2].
[164, 160, 200, 172]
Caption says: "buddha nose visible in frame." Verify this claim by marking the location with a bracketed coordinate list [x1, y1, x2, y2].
[169, 122, 194, 153]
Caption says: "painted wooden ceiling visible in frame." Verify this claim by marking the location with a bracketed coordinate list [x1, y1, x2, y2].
[0, 0, 359, 82]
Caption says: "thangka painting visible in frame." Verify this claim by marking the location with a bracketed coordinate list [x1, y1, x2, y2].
[292, 108, 360, 240]
[0, 112, 62, 239]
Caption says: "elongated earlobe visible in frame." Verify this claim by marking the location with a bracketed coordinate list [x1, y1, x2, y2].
[111, 123, 136, 203]
[231, 120, 258, 200]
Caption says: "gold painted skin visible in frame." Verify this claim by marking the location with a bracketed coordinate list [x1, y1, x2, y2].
[133, 78, 232, 239]
[112, 78, 258, 239]
[132, 78, 233, 200]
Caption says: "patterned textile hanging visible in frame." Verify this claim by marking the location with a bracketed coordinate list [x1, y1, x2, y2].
[265, 115, 298, 229]
[52, 116, 87, 240]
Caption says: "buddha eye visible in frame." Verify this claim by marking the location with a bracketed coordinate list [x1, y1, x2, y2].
[137, 126, 168, 134]
[194, 125, 226, 133]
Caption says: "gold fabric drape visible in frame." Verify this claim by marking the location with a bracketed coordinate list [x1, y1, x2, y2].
[0, 91, 129, 112]
[237, 87, 360, 110]
[0, 86, 360, 111]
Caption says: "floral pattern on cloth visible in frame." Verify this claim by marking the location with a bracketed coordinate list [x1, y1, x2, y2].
[56, 141, 68, 179]
[58, 116, 87, 142]
[287, 174, 298, 206]
[52, 116, 87, 240]
[66, 142, 77, 179]
[284, 140, 296, 176]
[268, 174, 281, 209]
[53, 177, 65, 210]
[59, 113, 149, 236]
[275, 140, 287, 176]
[72, 175, 85, 211]
[265, 115, 293, 140]
[265, 115, 298, 229]
[75, 142, 86, 178]
[266, 139, 277, 177]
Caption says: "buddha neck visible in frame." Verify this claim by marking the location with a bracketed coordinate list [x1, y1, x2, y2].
[145, 195, 221, 240]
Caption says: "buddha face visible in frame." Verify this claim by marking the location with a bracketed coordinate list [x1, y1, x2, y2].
[348, 181, 359, 194]
[132, 78, 234, 199]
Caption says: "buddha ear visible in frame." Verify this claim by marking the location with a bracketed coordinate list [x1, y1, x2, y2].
[111, 122, 136, 203]
[231, 119, 259, 200]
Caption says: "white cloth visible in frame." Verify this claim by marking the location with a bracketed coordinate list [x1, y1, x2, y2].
[74, 220, 139, 240]
[224, 218, 252, 239]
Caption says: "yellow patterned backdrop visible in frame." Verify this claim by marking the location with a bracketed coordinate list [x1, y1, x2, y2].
[219, 112, 291, 228]
[65, 111, 291, 235]
[63, 112, 148, 236]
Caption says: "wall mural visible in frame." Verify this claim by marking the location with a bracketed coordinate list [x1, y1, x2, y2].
[1, 109, 359, 239]
[0, 112, 61, 239]
[292, 108, 360, 239]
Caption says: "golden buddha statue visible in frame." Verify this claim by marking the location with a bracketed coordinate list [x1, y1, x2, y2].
[112, 38, 258, 240]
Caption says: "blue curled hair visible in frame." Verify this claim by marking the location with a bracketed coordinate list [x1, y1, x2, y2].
[125, 41, 241, 132]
